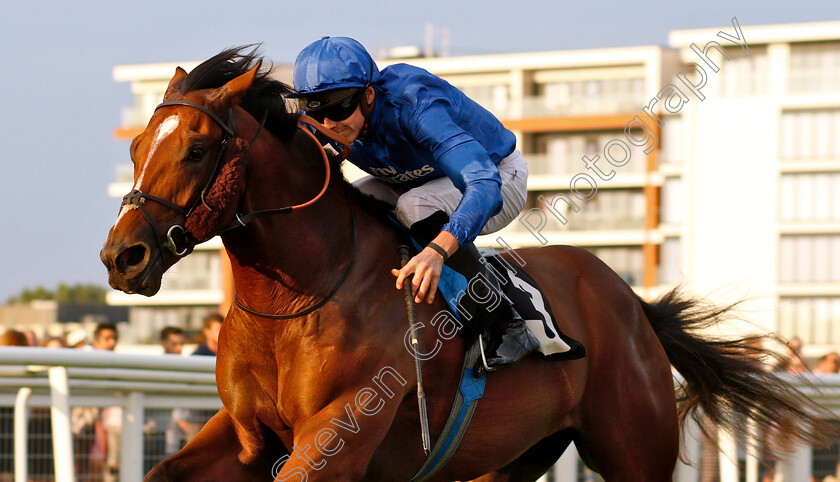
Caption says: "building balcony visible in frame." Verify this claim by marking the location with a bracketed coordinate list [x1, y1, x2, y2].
[519, 96, 641, 119]
[114, 108, 149, 139]
[482, 225, 650, 248]
[107, 289, 223, 306]
[121, 107, 149, 130]
[526, 173, 652, 191]
[472, 94, 643, 122]
[777, 284, 840, 297]
[525, 152, 647, 183]
[778, 221, 840, 234]
[116, 163, 134, 183]
[779, 159, 840, 173]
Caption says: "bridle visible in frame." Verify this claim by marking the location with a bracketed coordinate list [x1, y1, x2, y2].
[120, 99, 357, 319]
[121, 100, 237, 256]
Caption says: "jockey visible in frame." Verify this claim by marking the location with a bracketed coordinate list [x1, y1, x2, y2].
[288, 36, 538, 374]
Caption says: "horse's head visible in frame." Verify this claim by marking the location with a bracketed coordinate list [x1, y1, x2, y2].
[101, 62, 258, 296]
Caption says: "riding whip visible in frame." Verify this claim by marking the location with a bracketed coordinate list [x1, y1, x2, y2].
[399, 245, 432, 455]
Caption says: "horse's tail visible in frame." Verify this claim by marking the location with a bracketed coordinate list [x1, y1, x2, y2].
[640, 287, 835, 457]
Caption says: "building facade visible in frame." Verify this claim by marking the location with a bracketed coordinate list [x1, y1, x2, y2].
[110, 21, 840, 355]
[669, 21, 840, 356]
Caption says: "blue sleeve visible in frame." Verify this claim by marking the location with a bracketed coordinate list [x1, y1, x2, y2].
[407, 101, 502, 246]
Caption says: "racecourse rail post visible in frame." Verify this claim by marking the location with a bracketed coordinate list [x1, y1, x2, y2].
[48, 366, 75, 482]
[14, 387, 31, 482]
[399, 245, 432, 455]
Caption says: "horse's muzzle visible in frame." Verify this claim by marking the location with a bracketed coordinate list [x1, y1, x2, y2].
[100, 240, 162, 296]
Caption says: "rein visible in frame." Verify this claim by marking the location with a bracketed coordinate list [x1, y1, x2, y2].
[229, 116, 358, 319]
[121, 99, 357, 319]
[215, 115, 351, 234]
[232, 187, 357, 319]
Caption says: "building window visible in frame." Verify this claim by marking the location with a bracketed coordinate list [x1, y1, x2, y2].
[458, 85, 509, 117]
[160, 250, 222, 291]
[659, 117, 684, 165]
[778, 234, 840, 283]
[124, 89, 167, 128]
[531, 131, 646, 177]
[658, 237, 682, 285]
[536, 77, 644, 116]
[129, 305, 219, 344]
[517, 189, 645, 233]
[788, 41, 840, 94]
[660, 178, 683, 224]
[779, 109, 840, 160]
[779, 173, 840, 221]
[718, 46, 768, 97]
[778, 296, 840, 345]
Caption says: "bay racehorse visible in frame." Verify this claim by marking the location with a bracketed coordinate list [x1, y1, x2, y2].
[101, 47, 832, 481]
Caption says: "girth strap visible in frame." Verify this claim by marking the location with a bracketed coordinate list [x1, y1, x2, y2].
[409, 342, 486, 482]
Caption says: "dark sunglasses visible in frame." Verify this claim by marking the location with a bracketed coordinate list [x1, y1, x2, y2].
[305, 90, 363, 123]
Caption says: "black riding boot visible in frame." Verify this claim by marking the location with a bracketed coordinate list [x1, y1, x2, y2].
[409, 212, 540, 376]
[446, 244, 540, 376]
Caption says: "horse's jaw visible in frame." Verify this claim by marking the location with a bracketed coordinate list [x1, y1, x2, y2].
[107, 263, 164, 297]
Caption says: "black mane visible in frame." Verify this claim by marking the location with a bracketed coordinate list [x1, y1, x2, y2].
[182, 45, 299, 139]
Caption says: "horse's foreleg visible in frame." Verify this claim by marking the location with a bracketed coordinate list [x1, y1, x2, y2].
[272, 394, 409, 481]
[145, 407, 284, 481]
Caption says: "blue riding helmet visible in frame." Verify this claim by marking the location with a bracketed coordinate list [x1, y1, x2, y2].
[289, 36, 380, 104]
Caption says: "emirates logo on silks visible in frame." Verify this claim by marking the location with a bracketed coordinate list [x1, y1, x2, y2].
[368, 164, 436, 183]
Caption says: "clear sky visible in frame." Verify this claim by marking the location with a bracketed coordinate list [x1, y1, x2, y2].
[1, 0, 838, 302]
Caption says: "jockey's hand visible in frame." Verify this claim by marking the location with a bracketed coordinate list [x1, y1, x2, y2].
[392, 231, 458, 304]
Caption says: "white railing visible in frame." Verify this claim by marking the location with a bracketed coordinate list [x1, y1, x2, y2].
[0, 347, 220, 482]
[2, 347, 840, 482]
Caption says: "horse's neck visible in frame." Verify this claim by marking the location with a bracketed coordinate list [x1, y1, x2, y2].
[222, 129, 364, 314]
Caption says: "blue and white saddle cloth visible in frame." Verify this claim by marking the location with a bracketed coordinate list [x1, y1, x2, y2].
[435, 246, 585, 361]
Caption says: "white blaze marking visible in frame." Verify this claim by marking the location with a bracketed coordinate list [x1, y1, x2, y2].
[116, 114, 180, 224]
[116, 205, 131, 224]
[134, 114, 180, 190]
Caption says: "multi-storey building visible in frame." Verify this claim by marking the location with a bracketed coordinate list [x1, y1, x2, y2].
[669, 21, 840, 357]
[110, 21, 840, 356]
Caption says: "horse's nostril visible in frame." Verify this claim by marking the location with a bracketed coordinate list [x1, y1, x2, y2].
[117, 244, 147, 272]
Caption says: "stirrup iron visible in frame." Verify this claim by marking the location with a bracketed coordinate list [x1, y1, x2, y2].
[478, 334, 495, 374]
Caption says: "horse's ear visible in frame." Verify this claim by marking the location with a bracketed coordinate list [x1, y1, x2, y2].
[164, 67, 188, 101]
[207, 61, 261, 110]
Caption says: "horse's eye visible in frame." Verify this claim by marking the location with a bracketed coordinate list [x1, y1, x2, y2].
[188, 146, 205, 162]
